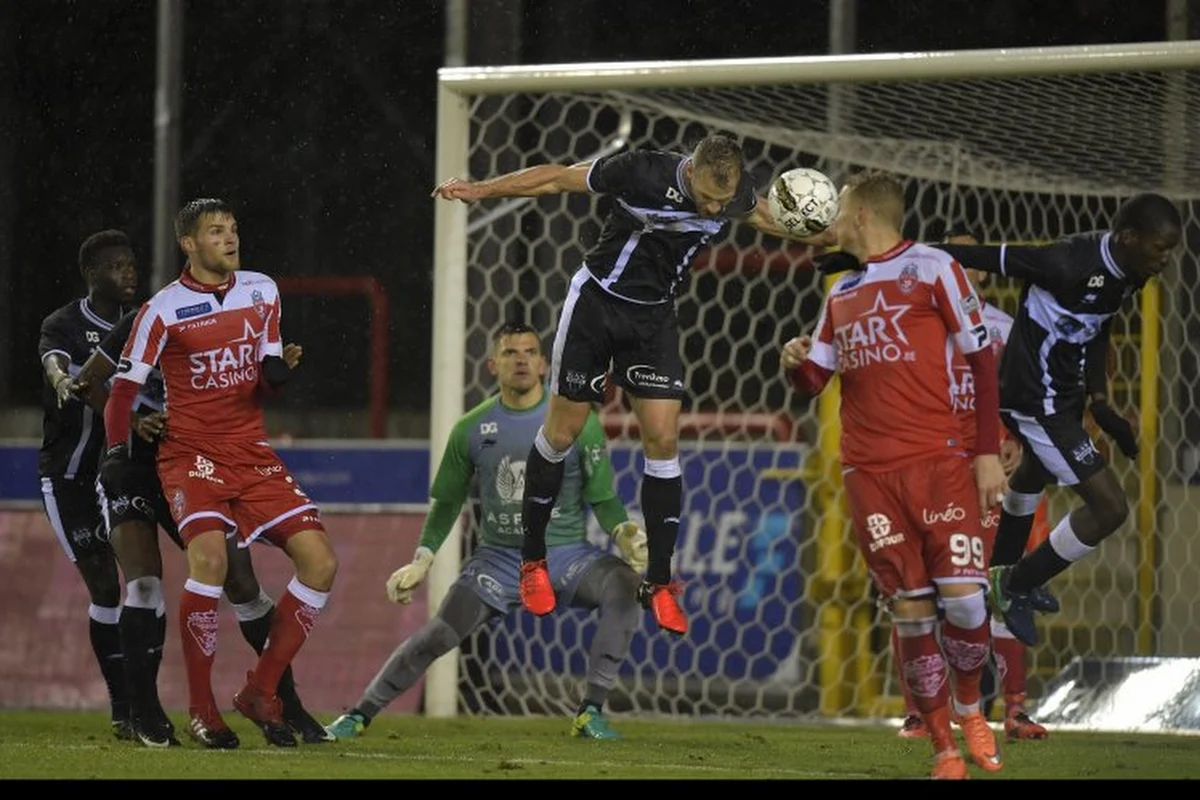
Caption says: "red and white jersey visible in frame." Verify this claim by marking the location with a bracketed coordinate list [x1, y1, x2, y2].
[949, 302, 1013, 455]
[116, 269, 283, 459]
[807, 240, 991, 472]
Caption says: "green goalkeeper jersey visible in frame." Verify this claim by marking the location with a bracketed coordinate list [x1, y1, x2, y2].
[420, 391, 623, 551]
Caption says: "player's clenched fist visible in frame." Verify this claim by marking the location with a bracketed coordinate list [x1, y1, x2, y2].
[431, 177, 485, 204]
[780, 335, 812, 371]
[385, 546, 436, 604]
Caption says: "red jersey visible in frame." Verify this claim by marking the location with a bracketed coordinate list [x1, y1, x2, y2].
[950, 302, 1013, 455]
[114, 269, 283, 460]
[804, 241, 992, 472]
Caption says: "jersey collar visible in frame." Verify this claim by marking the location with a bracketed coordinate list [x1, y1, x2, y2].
[79, 297, 118, 330]
[677, 157, 693, 202]
[179, 266, 237, 295]
[865, 239, 915, 263]
[1099, 232, 1126, 279]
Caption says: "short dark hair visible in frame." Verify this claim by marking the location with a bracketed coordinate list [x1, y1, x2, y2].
[492, 320, 540, 349]
[692, 134, 744, 188]
[1112, 193, 1182, 236]
[175, 198, 234, 239]
[78, 229, 131, 275]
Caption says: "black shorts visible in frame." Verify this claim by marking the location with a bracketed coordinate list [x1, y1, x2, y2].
[549, 267, 685, 403]
[97, 456, 184, 551]
[1000, 409, 1107, 487]
[39, 475, 107, 564]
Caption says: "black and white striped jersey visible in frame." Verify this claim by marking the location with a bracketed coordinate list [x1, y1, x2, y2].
[582, 150, 757, 304]
[937, 231, 1129, 418]
[37, 298, 121, 478]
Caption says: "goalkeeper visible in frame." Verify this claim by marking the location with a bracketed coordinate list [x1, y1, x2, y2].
[325, 322, 647, 741]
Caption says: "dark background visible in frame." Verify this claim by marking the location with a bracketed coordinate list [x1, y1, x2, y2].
[0, 0, 1191, 422]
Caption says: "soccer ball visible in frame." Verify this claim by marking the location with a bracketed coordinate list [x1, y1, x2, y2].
[768, 167, 840, 238]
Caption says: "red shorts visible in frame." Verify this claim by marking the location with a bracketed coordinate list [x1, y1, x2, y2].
[157, 441, 324, 548]
[843, 454, 992, 600]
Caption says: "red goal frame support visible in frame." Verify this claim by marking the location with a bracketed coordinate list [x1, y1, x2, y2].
[277, 276, 390, 438]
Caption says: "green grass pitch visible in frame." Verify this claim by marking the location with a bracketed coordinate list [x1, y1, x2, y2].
[1, 710, 1197, 779]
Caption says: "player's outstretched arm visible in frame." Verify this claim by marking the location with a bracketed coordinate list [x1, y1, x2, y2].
[74, 350, 115, 415]
[431, 162, 593, 204]
[935, 242, 1072, 293]
[744, 196, 837, 247]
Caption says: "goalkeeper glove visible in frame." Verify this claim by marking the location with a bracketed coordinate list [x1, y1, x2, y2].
[385, 546, 435, 604]
[1090, 399, 1138, 459]
[611, 521, 648, 573]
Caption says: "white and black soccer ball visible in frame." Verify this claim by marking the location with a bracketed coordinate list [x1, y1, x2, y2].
[768, 167, 840, 238]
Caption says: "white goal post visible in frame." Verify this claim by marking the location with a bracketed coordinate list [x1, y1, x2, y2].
[428, 41, 1200, 720]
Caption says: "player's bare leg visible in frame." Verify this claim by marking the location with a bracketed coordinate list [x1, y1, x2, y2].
[518, 394, 590, 615]
[938, 582, 1002, 772]
[891, 596, 966, 779]
[180, 528, 239, 749]
[627, 395, 686, 634]
[234, 528, 336, 747]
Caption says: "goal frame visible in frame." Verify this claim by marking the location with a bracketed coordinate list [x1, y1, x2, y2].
[427, 39, 1200, 717]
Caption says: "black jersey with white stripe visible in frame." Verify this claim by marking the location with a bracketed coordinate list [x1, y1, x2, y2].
[582, 150, 758, 304]
[37, 298, 121, 478]
[97, 309, 165, 463]
[938, 231, 1130, 417]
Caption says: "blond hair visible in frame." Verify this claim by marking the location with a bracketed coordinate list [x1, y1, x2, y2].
[843, 170, 905, 229]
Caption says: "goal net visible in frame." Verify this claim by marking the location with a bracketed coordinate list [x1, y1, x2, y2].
[429, 42, 1200, 721]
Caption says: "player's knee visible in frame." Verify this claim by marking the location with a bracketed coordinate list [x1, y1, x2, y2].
[421, 617, 462, 660]
[299, 545, 339, 590]
[77, 553, 121, 606]
[222, 544, 261, 604]
[601, 566, 642, 621]
[940, 588, 988, 630]
[124, 575, 164, 610]
[222, 570, 260, 605]
[542, 419, 583, 453]
[186, 540, 229, 585]
[1097, 491, 1130, 535]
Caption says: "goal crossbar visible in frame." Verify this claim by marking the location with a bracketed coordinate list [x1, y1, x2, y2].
[438, 40, 1200, 94]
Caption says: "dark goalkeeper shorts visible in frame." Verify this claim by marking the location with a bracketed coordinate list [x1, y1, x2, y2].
[1000, 409, 1107, 487]
[549, 267, 685, 403]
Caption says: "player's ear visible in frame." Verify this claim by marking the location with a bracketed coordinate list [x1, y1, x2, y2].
[486, 355, 498, 378]
[536, 355, 547, 378]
